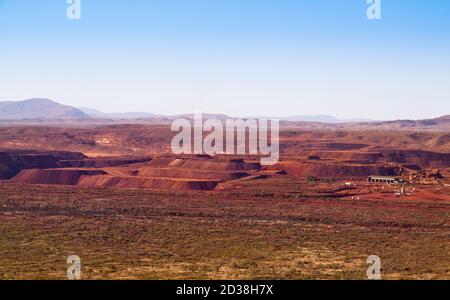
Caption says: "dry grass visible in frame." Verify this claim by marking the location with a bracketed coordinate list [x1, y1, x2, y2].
[0, 179, 449, 280]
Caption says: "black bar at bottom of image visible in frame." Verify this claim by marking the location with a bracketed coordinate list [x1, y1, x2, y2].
[0, 280, 446, 298]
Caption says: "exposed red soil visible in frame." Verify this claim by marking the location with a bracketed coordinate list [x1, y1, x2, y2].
[12, 169, 107, 185]
[2, 126, 449, 155]
[284, 150, 384, 163]
[272, 161, 400, 179]
[170, 159, 260, 171]
[137, 167, 249, 180]
[376, 148, 450, 168]
[281, 148, 450, 168]
[10, 154, 261, 191]
[77, 175, 220, 191]
[58, 157, 150, 168]
[148, 156, 261, 171]
[0, 150, 86, 179]
[147, 156, 177, 167]
[2, 125, 449, 191]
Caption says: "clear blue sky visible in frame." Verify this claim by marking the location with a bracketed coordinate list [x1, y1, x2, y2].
[1, 0, 449, 119]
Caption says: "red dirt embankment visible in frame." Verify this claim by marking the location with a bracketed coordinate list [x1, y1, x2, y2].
[281, 148, 450, 170]
[12, 169, 107, 185]
[78, 176, 220, 191]
[148, 156, 261, 172]
[12, 168, 220, 191]
[171, 159, 261, 171]
[377, 149, 450, 168]
[10, 155, 259, 191]
[136, 156, 259, 181]
[58, 157, 150, 168]
[273, 162, 399, 179]
[0, 150, 86, 179]
[286, 150, 384, 163]
[137, 168, 249, 180]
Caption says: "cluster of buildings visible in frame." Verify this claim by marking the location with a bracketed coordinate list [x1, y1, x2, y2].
[367, 176, 403, 184]
[367, 169, 444, 186]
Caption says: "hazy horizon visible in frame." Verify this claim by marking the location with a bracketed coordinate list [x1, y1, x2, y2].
[2, 97, 449, 122]
[1, 0, 450, 120]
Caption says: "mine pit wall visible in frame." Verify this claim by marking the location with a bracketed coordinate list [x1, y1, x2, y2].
[281, 150, 384, 163]
[0, 153, 23, 179]
[0, 151, 87, 179]
[377, 149, 450, 169]
[1, 150, 150, 180]
[78, 176, 220, 191]
[6, 154, 260, 191]
[148, 157, 261, 172]
[12, 169, 221, 191]
[279, 148, 450, 169]
[12, 169, 107, 185]
[57, 157, 150, 168]
[137, 167, 249, 180]
[272, 162, 399, 180]
[172, 160, 261, 172]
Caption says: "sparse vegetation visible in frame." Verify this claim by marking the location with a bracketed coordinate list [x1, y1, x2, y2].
[0, 180, 448, 280]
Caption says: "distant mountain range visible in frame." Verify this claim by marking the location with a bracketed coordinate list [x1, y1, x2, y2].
[0, 99, 374, 123]
[0, 98, 90, 120]
[79, 107, 156, 119]
[0, 99, 448, 131]
[282, 115, 374, 123]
